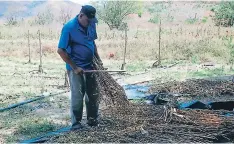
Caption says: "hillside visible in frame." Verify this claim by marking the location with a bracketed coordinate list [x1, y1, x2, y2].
[0, 0, 81, 19]
[0, 1, 219, 26]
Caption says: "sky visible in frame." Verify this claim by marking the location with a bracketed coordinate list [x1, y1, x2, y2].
[70, 0, 91, 5]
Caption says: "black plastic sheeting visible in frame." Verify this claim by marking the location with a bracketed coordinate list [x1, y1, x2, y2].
[179, 100, 209, 109]
[208, 101, 234, 111]
[179, 100, 234, 111]
[0, 90, 69, 112]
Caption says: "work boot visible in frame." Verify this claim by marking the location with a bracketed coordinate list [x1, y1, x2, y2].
[70, 122, 83, 131]
[87, 118, 98, 127]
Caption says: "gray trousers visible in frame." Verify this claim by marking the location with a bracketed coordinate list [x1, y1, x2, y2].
[68, 70, 99, 127]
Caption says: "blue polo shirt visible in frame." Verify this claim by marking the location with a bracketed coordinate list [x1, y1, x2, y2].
[58, 15, 97, 70]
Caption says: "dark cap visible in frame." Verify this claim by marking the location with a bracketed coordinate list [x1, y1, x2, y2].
[81, 5, 96, 19]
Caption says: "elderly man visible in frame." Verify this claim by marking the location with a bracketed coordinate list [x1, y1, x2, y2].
[57, 5, 102, 130]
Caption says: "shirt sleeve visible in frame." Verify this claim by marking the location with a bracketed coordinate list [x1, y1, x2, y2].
[58, 26, 70, 50]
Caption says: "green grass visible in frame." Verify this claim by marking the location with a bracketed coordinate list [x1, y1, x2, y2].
[189, 68, 225, 77]
[5, 136, 19, 143]
[1, 103, 61, 143]
[129, 99, 146, 104]
[1, 105, 35, 128]
[201, 16, 208, 23]
[160, 59, 185, 66]
[185, 67, 234, 80]
[17, 119, 56, 136]
[0, 92, 68, 143]
[148, 15, 160, 24]
[6, 118, 57, 143]
[21, 91, 36, 98]
[150, 65, 234, 85]
[125, 61, 149, 72]
[185, 18, 198, 24]
[191, 55, 199, 64]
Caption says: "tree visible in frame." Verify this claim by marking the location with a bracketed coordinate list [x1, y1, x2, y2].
[93, 1, 139, 30]
[135, 1, 144, 18]
[5, 13, 18, 26]
[148, 2, 174, 24]
[35, 8, 54, 25]
[212, 1, 234, 27]
[4, 4, 21, 26]
[58, 7, 72, 25]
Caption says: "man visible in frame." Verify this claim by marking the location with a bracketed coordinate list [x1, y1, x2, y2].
[57, 5, 102, 130]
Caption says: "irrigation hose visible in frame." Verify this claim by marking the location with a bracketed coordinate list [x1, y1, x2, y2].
[0, 90, 70, 112]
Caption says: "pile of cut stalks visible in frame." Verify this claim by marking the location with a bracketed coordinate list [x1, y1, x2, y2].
[49, 58, 234, 143]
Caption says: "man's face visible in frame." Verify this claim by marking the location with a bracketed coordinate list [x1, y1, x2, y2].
[80, 13, 90, 28]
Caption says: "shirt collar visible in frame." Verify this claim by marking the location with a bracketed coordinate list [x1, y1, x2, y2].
[74, 15, 85, 32]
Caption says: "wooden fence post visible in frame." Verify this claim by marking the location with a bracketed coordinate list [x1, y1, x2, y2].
[121, 24, 128, 70]
[152, 18, 162, 68]
[28, 30, 31, 63]
[38, 30, 43, 73]
[158, 19, 162, 66]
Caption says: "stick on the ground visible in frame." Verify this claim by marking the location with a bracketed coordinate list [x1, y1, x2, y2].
[85, 70, 126, 73]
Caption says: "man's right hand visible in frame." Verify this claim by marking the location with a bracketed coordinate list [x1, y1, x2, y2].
[73, 67, 84, 75]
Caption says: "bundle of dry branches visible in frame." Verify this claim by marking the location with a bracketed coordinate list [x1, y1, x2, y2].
[92, 57, 129, 107]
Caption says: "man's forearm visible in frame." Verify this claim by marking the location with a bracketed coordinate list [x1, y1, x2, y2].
[57, 49, 77, 70]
